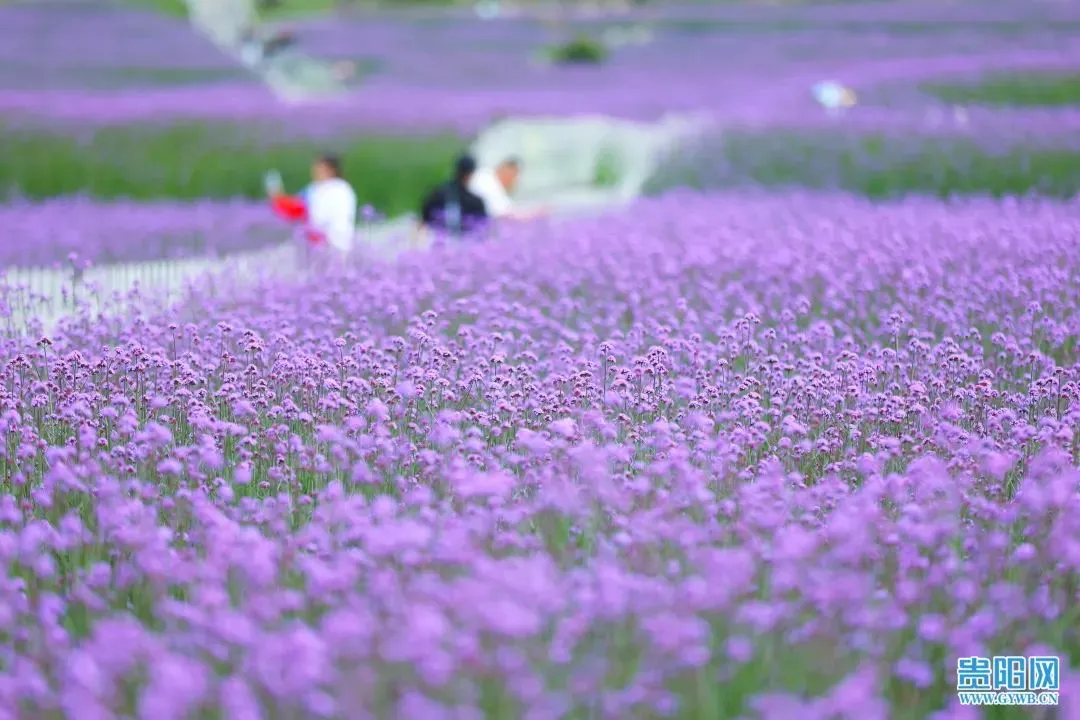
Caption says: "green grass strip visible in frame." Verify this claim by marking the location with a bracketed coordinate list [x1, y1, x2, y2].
[0, 121, 465, 217]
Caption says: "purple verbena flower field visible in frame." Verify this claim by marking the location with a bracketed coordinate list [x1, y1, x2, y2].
[0, 198, 278, 269]
[4, 1, 1080, 716]
[2, 191, 1080, 717]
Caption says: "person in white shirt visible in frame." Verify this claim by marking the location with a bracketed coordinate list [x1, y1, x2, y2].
[468, 156, 546, 221]
[269, 154, 357, 256]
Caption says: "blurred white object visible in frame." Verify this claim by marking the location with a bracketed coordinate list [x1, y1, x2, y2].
[629, 26, 654, 46]
[468, 167, 514, 217]
[263, 169, 283, 195]
[183, 0, 352, 102]
[601, 24, 654, 48]
[308, 178, 358, 254]
[333, 61, 356, 81]
[523, 130, 544, 157]
[812, 81, 857, 113]
[475, 0, 501, 20]
[953, 106, 969, 126]
[240, 41, 263, 67]
[471, 113, 712, 207]
[602, 26, 628, 47]
[185, 0, 255, 48]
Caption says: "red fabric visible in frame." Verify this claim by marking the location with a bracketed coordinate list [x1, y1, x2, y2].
[271, 195, 328, 247]
[271, 195, 307, 222]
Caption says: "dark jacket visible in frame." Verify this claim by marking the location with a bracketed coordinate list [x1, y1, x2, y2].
[420, 181, 488, 235]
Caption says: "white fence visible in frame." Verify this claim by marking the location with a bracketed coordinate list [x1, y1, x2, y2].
[0, 243, 298, 337]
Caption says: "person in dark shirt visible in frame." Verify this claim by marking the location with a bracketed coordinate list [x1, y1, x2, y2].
[419, 154, 489, 238]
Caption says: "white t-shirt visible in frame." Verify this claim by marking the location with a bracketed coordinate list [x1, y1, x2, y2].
[307, 177, 357, 253]
[467, 167, 513, 217]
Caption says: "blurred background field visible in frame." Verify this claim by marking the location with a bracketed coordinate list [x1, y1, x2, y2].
[2, 0, 1080, 268]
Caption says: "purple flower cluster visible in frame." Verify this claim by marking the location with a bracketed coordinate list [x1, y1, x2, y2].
[2, 190, 1079, 717]
[0, 198, 281, 269]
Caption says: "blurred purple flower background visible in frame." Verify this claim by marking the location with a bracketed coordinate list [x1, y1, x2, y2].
[0, 198, 279, 268]
[2, 2, 1080, 130]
